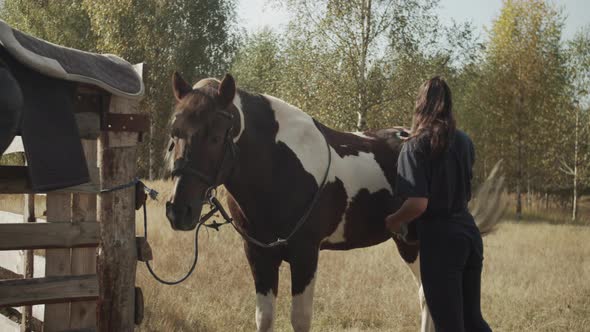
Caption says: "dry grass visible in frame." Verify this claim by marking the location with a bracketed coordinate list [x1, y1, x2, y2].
[134, 181, 590, 332]
[1, 182, 589, 331]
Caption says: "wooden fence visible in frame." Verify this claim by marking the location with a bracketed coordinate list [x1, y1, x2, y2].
[0, 69, 148, 331]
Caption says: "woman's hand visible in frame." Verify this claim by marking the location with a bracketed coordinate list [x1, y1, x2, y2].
[385, 214, 404, 234]
[385, 197, 427, 244]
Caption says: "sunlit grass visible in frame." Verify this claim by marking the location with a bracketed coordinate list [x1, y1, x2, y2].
[134, 181, 590, 332]
[1, 181, 588, 331]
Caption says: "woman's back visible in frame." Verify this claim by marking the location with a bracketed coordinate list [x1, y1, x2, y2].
[398, 130, 476, 225]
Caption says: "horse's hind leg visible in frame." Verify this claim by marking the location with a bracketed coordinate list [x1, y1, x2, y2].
[245, 243, 282, 332]
[289, 247, 319, 332]
[407, 255, 435, 332]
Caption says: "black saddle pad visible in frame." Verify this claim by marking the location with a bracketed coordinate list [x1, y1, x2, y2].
[1, 47, 89, 190]
[0, 19, 143, 98]
[0, 63, 22, 155]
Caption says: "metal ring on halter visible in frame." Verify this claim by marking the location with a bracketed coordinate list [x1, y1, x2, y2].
[205, 187, 217, 201]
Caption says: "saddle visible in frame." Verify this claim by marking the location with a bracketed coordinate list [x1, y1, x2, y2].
[0, 21, 143, 190]
[0, 19, 143, 98]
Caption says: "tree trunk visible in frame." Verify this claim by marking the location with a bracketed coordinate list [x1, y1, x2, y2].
[356, 0, 371, 131]
[148, 121, 154, 181]
[572, 104, 579, 222]
[544, 192, 548, 210]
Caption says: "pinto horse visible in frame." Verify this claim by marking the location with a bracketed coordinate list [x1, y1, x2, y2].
[165, 73, 504, 332]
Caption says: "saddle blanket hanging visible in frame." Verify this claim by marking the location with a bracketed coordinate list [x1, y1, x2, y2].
[0, 47, 89, 191]
[0, 20, 143, 190]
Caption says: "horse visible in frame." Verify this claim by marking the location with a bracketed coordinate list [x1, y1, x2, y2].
[165, 72, 504, 332]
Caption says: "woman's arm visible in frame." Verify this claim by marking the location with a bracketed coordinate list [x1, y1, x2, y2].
[385, 197, 428, 233]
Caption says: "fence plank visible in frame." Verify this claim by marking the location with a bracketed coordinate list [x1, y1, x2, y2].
[0, 275, 98, 307]
[0, 222, 99, 250]
[70, 139, 98, 329]
[44, 193, 72, 332]
[0, 167, 99, 194]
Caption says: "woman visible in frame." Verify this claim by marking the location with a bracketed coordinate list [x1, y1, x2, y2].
[385, 77, 491, 332]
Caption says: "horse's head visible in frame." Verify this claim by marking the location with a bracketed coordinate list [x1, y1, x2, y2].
[165, 72, 239, 231]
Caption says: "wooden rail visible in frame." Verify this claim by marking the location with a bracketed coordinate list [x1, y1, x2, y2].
[0, 275, 98, 307]
[0, 222, 99, 250]
[0, 166, 99, 194]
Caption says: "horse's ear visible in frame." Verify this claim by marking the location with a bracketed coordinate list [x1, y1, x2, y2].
[172, 71, 192, 101]
[218, 74, 236, 107]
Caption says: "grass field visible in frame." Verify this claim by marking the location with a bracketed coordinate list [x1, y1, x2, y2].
[1, 182, 589, 331]
[133, 182, 590, 332]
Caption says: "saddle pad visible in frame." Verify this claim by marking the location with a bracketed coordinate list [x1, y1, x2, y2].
[1, 47, 89, 191]
[0, 20, 144, 98]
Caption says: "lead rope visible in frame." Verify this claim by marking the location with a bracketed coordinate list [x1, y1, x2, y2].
[143, 202, 202, 285]
[102, 178, 206, 285]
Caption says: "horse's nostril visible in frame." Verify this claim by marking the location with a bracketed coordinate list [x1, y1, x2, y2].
[166, 202, 192, 229]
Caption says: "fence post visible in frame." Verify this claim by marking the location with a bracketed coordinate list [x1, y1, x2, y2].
[20, 194, 34, 332]
[97, 94, 140, 332]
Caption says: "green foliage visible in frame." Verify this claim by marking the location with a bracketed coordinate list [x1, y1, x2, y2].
[1, 0, 587, 202]
[232, 0, 589, 206]
[233, 0, 477, 131]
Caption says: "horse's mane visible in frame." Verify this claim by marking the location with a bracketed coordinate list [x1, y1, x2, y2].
[192, 78, 220, 90]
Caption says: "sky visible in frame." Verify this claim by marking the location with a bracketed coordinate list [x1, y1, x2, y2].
[237, 0, 590, 41]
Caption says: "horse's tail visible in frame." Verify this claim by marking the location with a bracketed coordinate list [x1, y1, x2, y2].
[469, 160, 507, 236]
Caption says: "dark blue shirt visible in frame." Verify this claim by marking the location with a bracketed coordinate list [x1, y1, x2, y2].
[395, 130, 475, 225]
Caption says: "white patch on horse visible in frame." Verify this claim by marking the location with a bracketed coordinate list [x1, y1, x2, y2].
[405, 254, 435, 332]
[256, 290, 276, 332]
[193, 78, 245, 142]
[322, 150, 392, 244]
[232, 93, 245, 142]
[291, 276, 316, 332]
[407, 253, 421, 284]
[325, 202, 349, 243]
[192, 77, 220, 89]
[352, 131, 375, 139]
[265, 95, 391, 244]
[266, 95, 327, 185]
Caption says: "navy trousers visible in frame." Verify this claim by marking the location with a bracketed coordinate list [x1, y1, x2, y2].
[419, 220, 492, 332]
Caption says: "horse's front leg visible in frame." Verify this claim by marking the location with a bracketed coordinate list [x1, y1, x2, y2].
[406, 254, 435, 332]
[289, 246, 319, 332]
[245, 242, 282, 332]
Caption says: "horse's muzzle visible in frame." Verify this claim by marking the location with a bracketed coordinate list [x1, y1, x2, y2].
[166, 201, 198, 231]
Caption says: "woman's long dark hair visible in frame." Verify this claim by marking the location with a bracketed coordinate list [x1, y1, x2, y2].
[410, 76, 456, 158]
